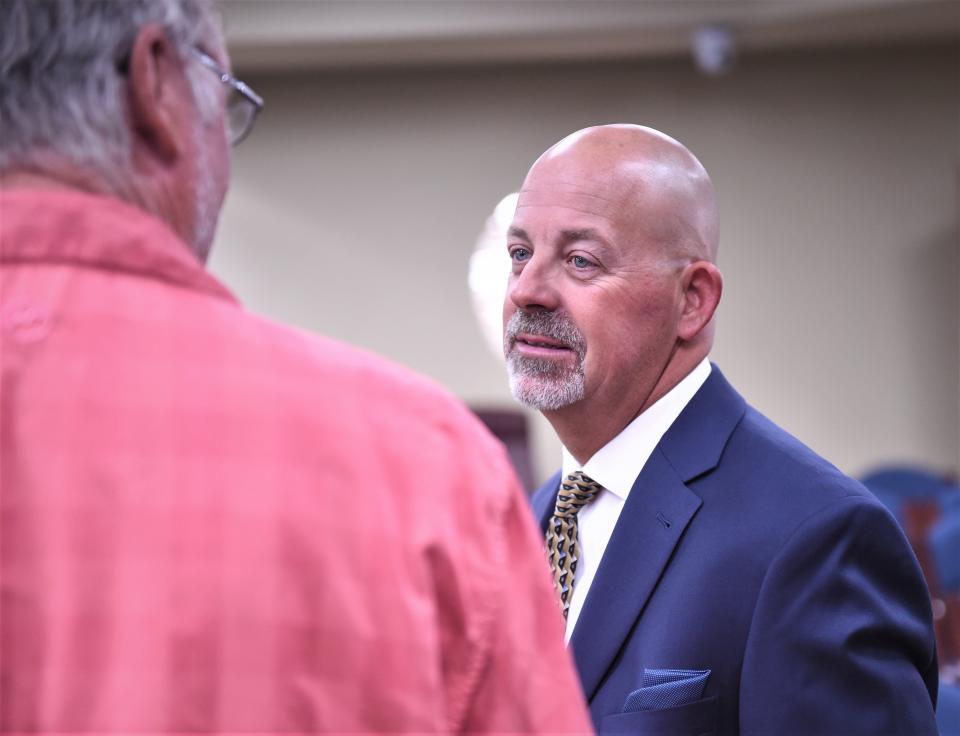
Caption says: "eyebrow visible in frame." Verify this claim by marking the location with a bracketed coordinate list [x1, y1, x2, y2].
[507, 226, 605, 244]
[560, 228, 603, 244]
[507, 226, 530, 241]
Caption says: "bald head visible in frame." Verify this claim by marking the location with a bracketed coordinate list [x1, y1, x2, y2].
[524, 124, 719, 262]
[505, 124, 725, 454]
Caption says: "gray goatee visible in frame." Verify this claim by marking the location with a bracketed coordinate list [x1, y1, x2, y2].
[504, 311, 586, 411]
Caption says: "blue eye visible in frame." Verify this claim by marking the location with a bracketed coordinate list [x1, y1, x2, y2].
[511, 247, 531, 263]
[570, 255, 592, 268]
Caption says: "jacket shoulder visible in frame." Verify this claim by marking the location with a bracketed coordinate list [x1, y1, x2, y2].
[735, 405, 875, 502]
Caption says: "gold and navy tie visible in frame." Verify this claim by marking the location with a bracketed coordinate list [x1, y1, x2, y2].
[545, 471, 603, 618]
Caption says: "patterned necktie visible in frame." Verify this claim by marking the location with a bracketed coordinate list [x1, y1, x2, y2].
[545, 470, 603, 618]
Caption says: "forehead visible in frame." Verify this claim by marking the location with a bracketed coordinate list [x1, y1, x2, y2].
[515, 183, 621, 222]
[512, 166, 645, 243]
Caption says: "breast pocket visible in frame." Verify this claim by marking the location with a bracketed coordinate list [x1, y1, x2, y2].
[598, 695, 718, 735]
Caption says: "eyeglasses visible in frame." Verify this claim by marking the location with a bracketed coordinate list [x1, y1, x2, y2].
[192, 49, 263, 146]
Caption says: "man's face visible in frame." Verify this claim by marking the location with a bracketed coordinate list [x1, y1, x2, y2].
[502, 157, 685, 420]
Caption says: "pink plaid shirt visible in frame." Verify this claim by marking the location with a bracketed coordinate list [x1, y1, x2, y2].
[0, 188, 591, 733]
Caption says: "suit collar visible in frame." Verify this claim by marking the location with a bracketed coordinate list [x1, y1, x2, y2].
[561, 358, 712, 500]
[531, 364, 746, 511]
[657, 365, 746, 482]
[532, 366, 747, 700]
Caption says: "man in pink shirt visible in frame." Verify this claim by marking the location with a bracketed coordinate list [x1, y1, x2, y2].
[0, 1, 591, 732]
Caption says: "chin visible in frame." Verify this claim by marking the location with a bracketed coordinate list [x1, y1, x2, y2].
[508, 371, 585, 412]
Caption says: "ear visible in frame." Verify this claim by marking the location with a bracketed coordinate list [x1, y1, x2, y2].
[126, 24, 188, 163]
[677, 260, 723, 342]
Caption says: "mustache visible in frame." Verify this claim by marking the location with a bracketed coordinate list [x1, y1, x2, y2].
[504, 311, 586, 356]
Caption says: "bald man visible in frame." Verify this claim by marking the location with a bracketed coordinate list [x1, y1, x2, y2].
[504, 125, 938, 734]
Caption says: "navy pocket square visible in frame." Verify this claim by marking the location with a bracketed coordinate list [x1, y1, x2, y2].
[622, 667, 711, 713]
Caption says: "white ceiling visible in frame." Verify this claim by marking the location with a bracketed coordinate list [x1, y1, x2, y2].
[223, 0, 960, 73]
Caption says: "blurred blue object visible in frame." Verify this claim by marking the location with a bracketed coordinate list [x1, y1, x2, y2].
[938, 682, 960, 736]
[860, 466, 954, 525]
[931, 509, 960, 593]
[942, 490, 960, 515]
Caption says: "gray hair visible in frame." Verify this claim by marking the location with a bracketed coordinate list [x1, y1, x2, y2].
[0, 0, 220, 186]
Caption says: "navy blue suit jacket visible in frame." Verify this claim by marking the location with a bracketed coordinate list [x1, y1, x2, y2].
[531, 366, 938, 735]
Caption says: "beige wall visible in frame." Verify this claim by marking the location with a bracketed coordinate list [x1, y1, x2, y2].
[210, 41, 959, 486]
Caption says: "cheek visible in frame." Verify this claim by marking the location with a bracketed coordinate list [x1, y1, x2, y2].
[582, 293, 676, 368]
[217, 146, 231, 198]
[204, 132, 230, 206]
[579, 313, 622, 372]
[502, 293, 515, 323]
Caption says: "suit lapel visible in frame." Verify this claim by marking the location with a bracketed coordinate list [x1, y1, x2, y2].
[568, 366, 747, 701]
[569, 449, 701, 700]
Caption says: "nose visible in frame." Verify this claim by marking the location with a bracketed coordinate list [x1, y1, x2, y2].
[506, 255, 561, 313]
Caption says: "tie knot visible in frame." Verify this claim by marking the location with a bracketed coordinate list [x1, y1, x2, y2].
[553, 471, 603, 518]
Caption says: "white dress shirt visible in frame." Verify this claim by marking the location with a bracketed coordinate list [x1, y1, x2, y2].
[560, 358, 712, 642]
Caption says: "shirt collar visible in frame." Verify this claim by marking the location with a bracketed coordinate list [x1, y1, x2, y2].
[0, 188, 236, 303]
[562, 358, 712, 499]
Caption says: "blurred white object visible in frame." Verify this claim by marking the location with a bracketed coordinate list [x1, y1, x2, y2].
[469, 192, 519, 360]
[692, 24, 736, 76]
